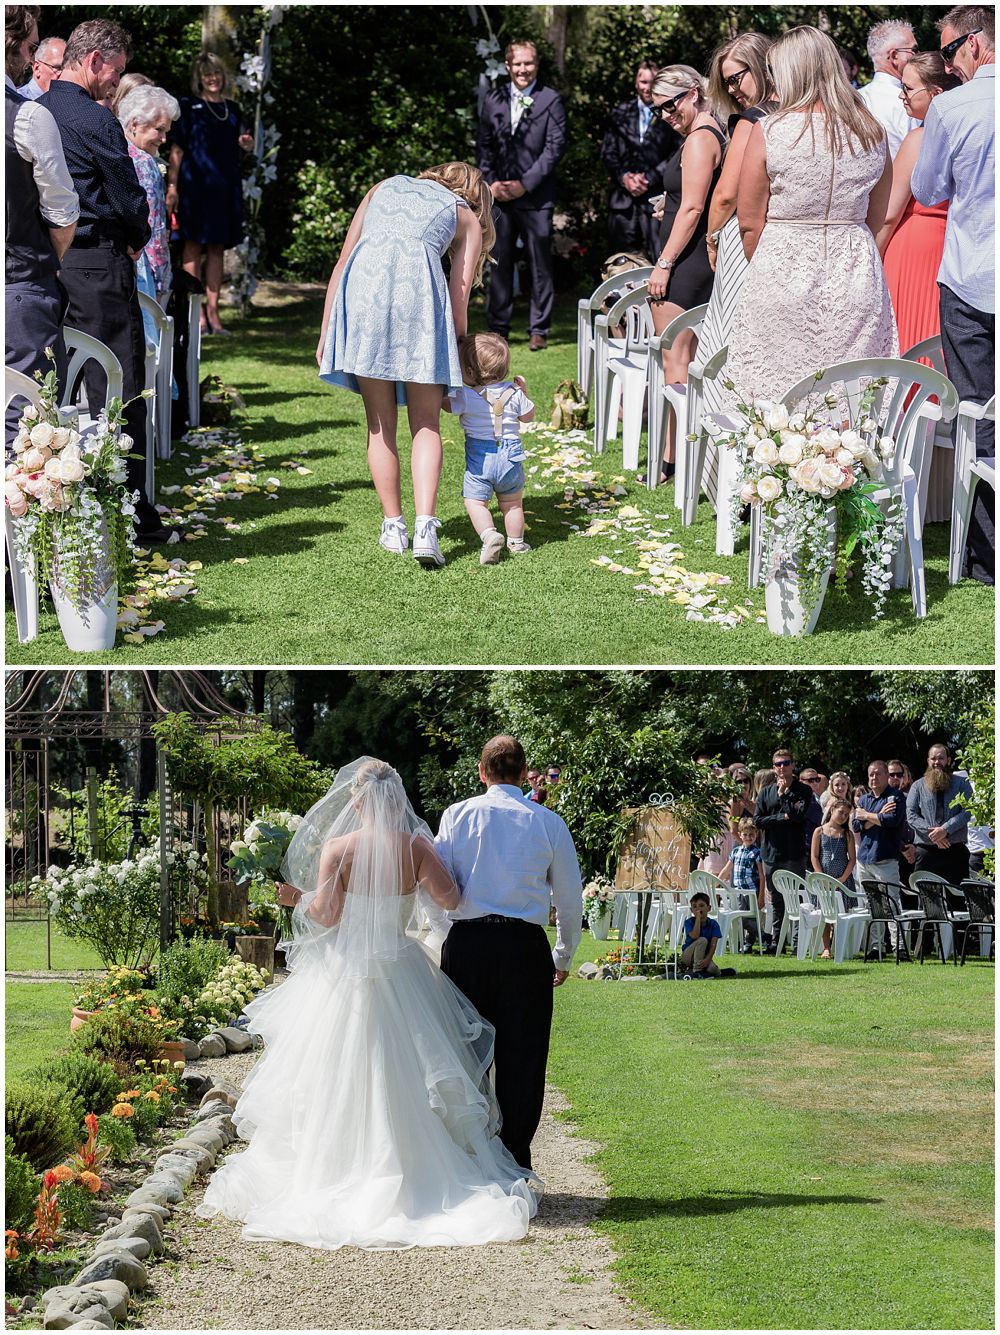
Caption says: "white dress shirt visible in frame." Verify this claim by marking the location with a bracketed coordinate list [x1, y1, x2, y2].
[911, 65, 995, 315]
[509, 78, 537, 131]
[435, 783, 583, 972]
[16, 75, 43, 100]
[5, 74, 80, 227]
[857, 70, 919, 158]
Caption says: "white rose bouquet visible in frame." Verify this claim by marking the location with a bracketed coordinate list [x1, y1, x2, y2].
[6, 357, 143, 614]
[717, 374, 904, 620]
[582, 877, 615, 928]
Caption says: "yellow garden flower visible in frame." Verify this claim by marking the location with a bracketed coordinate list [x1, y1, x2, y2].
[143, 1091, 160, 1102]
[111, 1103, 134, 1118]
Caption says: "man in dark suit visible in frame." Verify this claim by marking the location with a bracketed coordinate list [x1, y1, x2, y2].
[477, 40, 566, 351]
[601, 60, 679, 261]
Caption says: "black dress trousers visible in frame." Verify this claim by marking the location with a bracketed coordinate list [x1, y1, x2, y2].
[58, 241, 158, 530]
[487, 205, 556, 339]
[441, 918, 554, 1172]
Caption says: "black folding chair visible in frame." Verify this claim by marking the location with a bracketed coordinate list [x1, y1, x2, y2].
[912, 878, 965, 965]
[958, 882, 995, 966]
[859, 881, 912, 964]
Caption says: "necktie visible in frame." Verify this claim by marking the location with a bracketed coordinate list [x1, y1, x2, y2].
[639, 102, 650, 141]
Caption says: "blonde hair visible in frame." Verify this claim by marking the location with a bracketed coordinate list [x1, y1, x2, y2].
[737, 817, 757, 838]
[110, 70, 151, 116]
[828, 770, 852, 796]
[708, 31, 775, 119]
[768, 26, 886, 155]
[752, 767, 776, 797]
[651, 63, 707, 109]
[418, 162, 496, 286]
[192, 50, 228, 96]
[459, 333, 510, 387]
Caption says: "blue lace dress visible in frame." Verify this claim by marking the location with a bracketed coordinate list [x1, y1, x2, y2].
[320, 176, 465, 406]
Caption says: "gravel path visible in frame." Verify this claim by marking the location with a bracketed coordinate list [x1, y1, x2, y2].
[141, 1049, 653, 1331]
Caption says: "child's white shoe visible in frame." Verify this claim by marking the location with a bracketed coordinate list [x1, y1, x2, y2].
[379, 516, 409, 555]
[412, 516, 445, 567]
[507, 537, 532, 554]
[479, 530, 506, 565]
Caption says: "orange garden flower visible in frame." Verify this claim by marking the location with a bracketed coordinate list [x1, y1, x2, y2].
[50, 1165, 74, 1184]
[167, 1086, 178, 1094]
[79, 1171, 102, 1194]
[111, 1103, 134, 1118]
[143, 1090, 160, 1102]
[125, 1089, 142, 1098]
[5, 1231, 19, 1261]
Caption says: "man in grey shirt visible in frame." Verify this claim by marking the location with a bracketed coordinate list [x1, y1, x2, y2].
[436, 733, 582, 1173]
[906, 742, 974, 883]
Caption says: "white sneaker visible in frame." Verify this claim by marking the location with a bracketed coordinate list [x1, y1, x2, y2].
[379, 517, 409, 555]
[412, 516, 444, 567]
[479, 530, 506, 565]
[507, 537, 532, 554]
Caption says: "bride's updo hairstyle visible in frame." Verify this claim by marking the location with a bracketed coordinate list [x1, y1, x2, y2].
[350, 759, 408, 826]
[768, 25, 885, 155]
[419, 161, 497, 285]
[480, 734, 527, 785]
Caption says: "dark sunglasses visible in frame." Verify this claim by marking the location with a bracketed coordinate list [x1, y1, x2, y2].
[653, 87, 694, 117]
[888, 770, 904, 778]
[773, 759, 792, 767]
[803, 776, 822, 784]
[546, 770, 560, 779]
[724, 66, 751, 92]
[941, 28, 980, 61]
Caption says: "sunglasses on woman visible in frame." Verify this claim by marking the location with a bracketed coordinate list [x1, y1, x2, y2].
[723, 66, 751, 92]
[654, 87, 694, 117]
[940, 28, 980, 61]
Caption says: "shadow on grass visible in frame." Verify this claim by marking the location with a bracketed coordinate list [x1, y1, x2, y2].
[735, 967, 866, 979]
[603, 1190, 884, 1221]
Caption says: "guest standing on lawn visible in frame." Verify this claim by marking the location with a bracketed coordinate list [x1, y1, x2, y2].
[166, 52, 254, 337]
[906, 742, 973, 882]
[317, 162, 495, 569]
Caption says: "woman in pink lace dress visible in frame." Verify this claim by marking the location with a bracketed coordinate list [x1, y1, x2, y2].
[725, 26, 897, 404]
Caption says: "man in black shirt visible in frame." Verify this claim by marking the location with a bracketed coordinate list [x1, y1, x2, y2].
[754, 748, 813, 953]
[600, 60, 678, 262]
[41, 17, 169, 539]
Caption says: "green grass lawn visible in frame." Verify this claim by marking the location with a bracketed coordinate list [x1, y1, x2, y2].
[4, 919, 106, 972]
[4, 980, 79, 1079]
[547, 931, 994, 1329]
[5, 287, 992, 666]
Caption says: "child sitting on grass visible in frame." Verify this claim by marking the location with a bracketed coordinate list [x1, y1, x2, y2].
[720, 816, 766, 953]
[445, 333, 535, 564]
[681, 891, 722, 977]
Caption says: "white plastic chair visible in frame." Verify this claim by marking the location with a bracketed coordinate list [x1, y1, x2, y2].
[747, 357, 959, 610]
[577, 268, 652, 398]
[772, 870, 815, 957]
[138, 292, 175, 463]
[903, 335, 953, 522]
[806, 873, 871, 963]
[4, 368, 43, 643]
[949, 396, 995, 584]
[187, 293, 204, 430]
[61, 327, 124, 428]
[687, 870, 742, 960]
[592, 283, 655, 470]
[645, 303, 708, 497]
[700, 346, 756, 554]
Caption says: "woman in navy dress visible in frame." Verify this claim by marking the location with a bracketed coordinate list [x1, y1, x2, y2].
[316, 162, 495, 569]
[166, 52, 254, 335]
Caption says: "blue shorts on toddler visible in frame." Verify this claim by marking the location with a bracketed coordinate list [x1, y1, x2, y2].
[463, 435, 526, 501]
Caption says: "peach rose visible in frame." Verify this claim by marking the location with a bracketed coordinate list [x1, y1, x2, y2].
[5, 482, 28, 518]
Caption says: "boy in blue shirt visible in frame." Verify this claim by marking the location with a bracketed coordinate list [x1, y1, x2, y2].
[681, 891, 722, 977]
[720, 817, 766, 952]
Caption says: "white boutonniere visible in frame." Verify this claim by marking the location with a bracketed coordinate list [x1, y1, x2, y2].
[517, 93, 534, 109]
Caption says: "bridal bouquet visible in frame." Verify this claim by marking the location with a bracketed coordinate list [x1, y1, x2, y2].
[6, 361, 139, 610]
[716, 375, 904, 620]
[228, 809, 304, 938]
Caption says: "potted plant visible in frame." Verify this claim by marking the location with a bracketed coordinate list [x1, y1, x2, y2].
[71, 966, 148, 1032]
[583, 877, 616, 940]
[5, 362, 144, 651]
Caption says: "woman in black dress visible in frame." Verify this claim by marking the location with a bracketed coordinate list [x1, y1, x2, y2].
[166, 52, 255, 335]
[647, 66, 726, 480]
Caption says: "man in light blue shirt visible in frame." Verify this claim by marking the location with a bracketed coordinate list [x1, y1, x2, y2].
[911, 4, 995, 584]
[436, 733, 582, 1172]
[17, 35, 64, 99]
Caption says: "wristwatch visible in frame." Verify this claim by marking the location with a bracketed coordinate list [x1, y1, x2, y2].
[657, 257, 675, 270]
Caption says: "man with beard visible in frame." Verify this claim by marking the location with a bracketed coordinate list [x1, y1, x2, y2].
[906, 743, 974, 882]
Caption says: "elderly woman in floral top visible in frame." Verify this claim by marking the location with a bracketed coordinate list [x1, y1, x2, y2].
[118, 86, 180, 340]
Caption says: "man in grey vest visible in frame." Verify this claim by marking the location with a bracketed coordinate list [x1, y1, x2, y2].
[5, 4, 78, 450]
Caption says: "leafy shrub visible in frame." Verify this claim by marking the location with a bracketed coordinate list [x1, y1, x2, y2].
[280, 160, 354, 281]
[73, 1008, 165, 1077]
[56, 1181, 96, 1231]
[5, 1135, 39, 1232]
[5, 1081, 82, 1171]
[52, 771, 158, 864]
[96, 1112, 136, 1166]
[29, 1051, 122, 1119]
[157, 937, 230, 1006]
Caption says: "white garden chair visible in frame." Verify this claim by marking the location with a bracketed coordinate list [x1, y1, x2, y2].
[187, 293, 204, 430]
[4, 367, 43, 643]
[577, 268, 652, 398]
[772, 869, 816, 957]
[806, 873, 871, 963]
[61, 327, 124, 428]
[746, 357, 960, 612]
[902, 335, 954, 523]
[687, 870, 744, 960]
[139, 292, 176, 463]
[699, 346, 758, 555]
[948, 396, 995, 584]
[644, 303, 708, 497]
[592, 283, 656, 470]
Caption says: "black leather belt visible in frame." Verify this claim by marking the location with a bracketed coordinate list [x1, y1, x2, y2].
[72, 236, 124, 250]
[454, 914, 526, 926]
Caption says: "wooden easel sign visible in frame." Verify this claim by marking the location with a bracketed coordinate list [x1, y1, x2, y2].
[614, 805, 691, 892]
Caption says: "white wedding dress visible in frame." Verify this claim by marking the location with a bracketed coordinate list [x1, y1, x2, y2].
[198, 890, 539, 1249]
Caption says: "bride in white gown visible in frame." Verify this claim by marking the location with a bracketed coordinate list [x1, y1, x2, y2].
[197, 758, 540, 1249]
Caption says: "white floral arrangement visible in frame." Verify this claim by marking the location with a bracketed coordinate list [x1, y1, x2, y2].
[194, 956, 270, 1026]
[5, 360, 142, 612]
[716, 375, 904, 620]
[582, 877, 616, 927]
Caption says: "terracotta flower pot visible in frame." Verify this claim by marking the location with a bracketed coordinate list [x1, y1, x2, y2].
[159, 1039, 186, 1069]
[70, 1006, 97, 1033]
